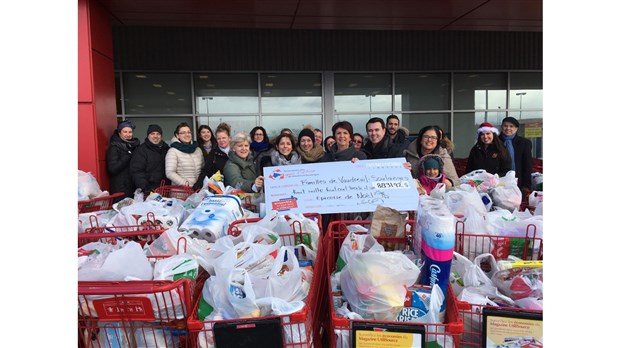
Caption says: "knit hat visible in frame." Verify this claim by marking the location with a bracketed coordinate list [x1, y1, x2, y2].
[298, 128, 315, 144]
[477, 122, 499, 135]
[116, 120, 135, 132]
[501, 116, 520, 128]
[424, 158, 440, 170]
[147, 124, 163, 135]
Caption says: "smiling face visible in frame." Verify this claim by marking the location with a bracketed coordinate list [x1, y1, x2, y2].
[176, 126, 192, 144]
[480, 131, 494, 145]
[501, 122, 518, 137]
[200, 128, 212, 142]
[334, 127, 351, 151]
[277, 137, 293, 156]
[425, 167, 439, 178]
[314, 130, 323, 144]
[216, 130, 230, 148]
[420, 129, 439, 154]
[387, 118, 399, 136]
[252, 129, 265, 142]
[119, 127, 133, 141]
[366, 121, 385, 144]
[299, 135, 314, 152]
[353, 134, 364, 150]
[233, 140, 250, 160]
[148, 131, 162, 145]
[325, 137, 336, 149]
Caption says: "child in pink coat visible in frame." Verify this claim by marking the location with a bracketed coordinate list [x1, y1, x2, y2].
[418, 154, 447, 195]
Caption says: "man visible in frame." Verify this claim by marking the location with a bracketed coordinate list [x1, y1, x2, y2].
[386, 114, 401, 142]
[314, 128, 323, 146]
[362, 117, 409, 159]
[499, 116, 532, 199]
[130, 124, 170, 194]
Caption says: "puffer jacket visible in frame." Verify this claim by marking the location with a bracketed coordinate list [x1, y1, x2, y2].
[106, 132, 140, 201]
[404, 139, 460, 186]
[223, 152, 257, 192]
[130, 138, 170, 193]
[165, 138, 204, 186]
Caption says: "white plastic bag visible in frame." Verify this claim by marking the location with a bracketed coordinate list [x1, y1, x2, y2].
[492, 171, 522, 211]
[267, 247, 307, 302]
[153, 253, 199, 281]
[78, 170, 104, 200]
[335, 231, 384, 272]
[78, 241, 153, 281]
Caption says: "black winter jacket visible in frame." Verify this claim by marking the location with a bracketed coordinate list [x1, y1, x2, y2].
[499, 134, 533, 191]
[362, 131, 409, 159]
[106, 132, 140, 201]
[196, 146, 229, 189]
[466, 143, 512, 177]
[130, 138, 170, 193]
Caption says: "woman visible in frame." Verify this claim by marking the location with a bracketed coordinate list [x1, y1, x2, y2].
[466, 122, 512, 176]
[320, 121, 367, 162]
[297, 127, 325, 164]
[249, 126, 272, 158]
[197, 124, 215, 158]
[223, 132, 263, 193]
[165, 122, 204, 187]
[323, 136, 336, 152]
[106, 120, 140, 202]
[256, 133, 302, 176]
[204, 122, 232, 178]
[404, 125, 460, 187]
[352, 133, 365, 151]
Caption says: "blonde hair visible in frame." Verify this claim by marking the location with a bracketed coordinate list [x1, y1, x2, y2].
[230, 131, 251, 148]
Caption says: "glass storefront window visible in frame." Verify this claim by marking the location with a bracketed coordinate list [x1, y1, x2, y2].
[123, 72, 192, 114]
[395, 73, 450, 111]
[453, 112, 478, 158]
[194, 73, 259, 114]
[262, 115, 323, 139]
[197, 116, 259, 136]
[509, 72, 543, 120]
[334, 114, 373, 138]
[399, 113, 450, 137]
[334, 73, 392, 113]
[454, 73, 507, 110]
[127, 116, 194, 144]
[260, 73, 322, 113]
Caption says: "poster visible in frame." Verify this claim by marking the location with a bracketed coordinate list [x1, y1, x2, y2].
[483, 307, 543, 347]
[263, 158, 418, 214]
[352, 322, 424, 348]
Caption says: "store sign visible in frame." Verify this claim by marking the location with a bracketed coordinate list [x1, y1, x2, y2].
[263, 158, 418, 214]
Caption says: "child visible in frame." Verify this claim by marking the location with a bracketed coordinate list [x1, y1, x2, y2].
[417, 154, 446, 195]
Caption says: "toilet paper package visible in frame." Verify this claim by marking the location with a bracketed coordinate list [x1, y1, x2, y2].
[178, 195, 243, 242]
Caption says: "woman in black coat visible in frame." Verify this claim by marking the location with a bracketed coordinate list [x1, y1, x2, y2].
[466, 122, 512, 177]
[130, 124, 170, 194]
[106, 120, 140, 202]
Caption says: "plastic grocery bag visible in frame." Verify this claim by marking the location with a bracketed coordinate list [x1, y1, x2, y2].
[213, 241, 277, 276]
[460, 169, 500, 193]
[228, 268, 261, 318]
[153, 253, 198, 281]
[340, 251, 420, 320]
[266, 247, 307, 302]
[78, 170, 105, 200]
[78, 241, 153, 281]
[458, 205, 494, 261]
[335, 231, 384, 272]
[287, 213, 321, 250]
[444, 184, 488, 216]
[491, 171, 522, 211]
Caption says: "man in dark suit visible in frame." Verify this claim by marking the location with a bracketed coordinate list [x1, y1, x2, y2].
[499, 117, 533, 199]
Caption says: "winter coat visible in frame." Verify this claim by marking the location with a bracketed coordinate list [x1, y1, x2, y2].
[404, 139, 460, 186]
[320, 143, 368, 162]
[363, 131, 408, 159]
[465, 142, 512, 177]
[106, 132, 140, 201]
[165, 139, 204, 186]
[499, 134, 533, 191]
[130, 138, 170, 193]
[204, 146, 229, 178]
[223, 152, 258, 192]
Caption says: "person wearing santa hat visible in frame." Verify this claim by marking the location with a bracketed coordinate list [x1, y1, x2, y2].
[466, 122, 512, 176]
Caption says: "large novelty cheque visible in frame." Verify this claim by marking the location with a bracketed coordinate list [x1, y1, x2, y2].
[263, 158, 418, 214]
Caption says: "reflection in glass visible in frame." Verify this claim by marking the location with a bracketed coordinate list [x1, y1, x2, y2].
[400, 113, 450, 137]
[395, 73, 450, 111]
[262, 115, 323, 140]
[260, 73, 322, 113]
[335, 73, 392, 112]
[127, 116, 193, 145]
[334, 114, 372, 137]
[197, 116, 259, 136]
[454, 73, 507, 110]
[194, 73, 259, 113]
[123, 73, 192, 114]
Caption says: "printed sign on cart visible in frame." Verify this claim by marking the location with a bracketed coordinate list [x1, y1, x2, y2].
[263, 158, 418, 214]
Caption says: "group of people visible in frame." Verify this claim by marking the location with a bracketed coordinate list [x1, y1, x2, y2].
[105, 115, 533, 203]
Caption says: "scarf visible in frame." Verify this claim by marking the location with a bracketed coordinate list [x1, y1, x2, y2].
[251, 140, 270, 153]
[418, 173, 445, 195]
[202, 141, 213, 155]
[503, 133, 516, 171]
[171, 140, 198, 154]
[270, 149, 301, 166]
[297, 144, 325, 163]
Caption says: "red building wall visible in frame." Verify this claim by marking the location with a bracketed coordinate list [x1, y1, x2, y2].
[78, 0, 116, 190]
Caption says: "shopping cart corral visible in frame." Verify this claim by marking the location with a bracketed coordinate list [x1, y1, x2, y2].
[186, 213, 326, 348]
[324, 220, 463, 348]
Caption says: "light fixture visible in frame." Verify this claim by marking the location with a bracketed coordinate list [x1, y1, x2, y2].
[265, 83, 274, 87]
[135, 74, 147, 78]
[207, 84, 215, 87]
[177, 98, 185, 101]
[199, 75, 209, 79]
[348, 83, 358, 87]
[167, 92, 175, 95]
[152, 84, 162, 88]
[136, 104, 144, 108]
[313, 83, 322, 87]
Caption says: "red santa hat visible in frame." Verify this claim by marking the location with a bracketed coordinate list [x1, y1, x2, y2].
[477, 122, 499, 135]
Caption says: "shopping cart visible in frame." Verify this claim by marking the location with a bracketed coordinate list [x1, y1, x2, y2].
[186, 213, 325, 348]
[453, 221, 543, 347]
[324, 220, 464, 348]
[78, 192, 125, 213]
[155, 180, 199, 200]
[78, 217, 195, 348]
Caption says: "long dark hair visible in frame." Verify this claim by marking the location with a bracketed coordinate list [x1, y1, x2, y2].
[478, 132, 509, 159]
[197, 124, 214, 146]
[250, 126, 270, 144]
[415, 125, 441, 156]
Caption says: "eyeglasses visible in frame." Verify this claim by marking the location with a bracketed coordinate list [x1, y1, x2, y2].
[354, 140, 363, 144]
[421, 135, 438, 140]
[178, 131, 191, 135]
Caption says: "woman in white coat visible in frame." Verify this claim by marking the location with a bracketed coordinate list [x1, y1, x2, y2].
[165, 122, 204, 187]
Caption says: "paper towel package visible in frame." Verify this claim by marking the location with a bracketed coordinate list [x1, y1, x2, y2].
[178, 195, 243, 242]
